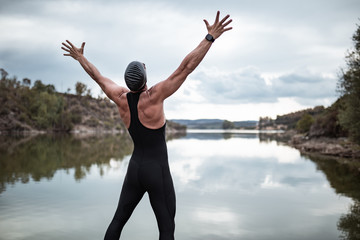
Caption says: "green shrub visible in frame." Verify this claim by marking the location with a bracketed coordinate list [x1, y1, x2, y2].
[296, 113, 314, 133]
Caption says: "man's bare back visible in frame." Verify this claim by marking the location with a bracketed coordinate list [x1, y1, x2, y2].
[117, 88, 166, 129]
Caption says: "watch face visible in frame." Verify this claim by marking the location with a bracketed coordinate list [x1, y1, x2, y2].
[206, 34, 214, 42]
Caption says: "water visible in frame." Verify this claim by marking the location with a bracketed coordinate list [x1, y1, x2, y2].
[0, 132, 359, 240]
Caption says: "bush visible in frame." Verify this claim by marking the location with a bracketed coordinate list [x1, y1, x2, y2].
[85, 117, 98, 127]
[70, 113, 82, 124]
[75, 82, 87, 96]
[296, 113, 314, 133]
[309, 98, 347, 138]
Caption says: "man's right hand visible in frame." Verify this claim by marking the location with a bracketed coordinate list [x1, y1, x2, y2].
[61, 40, 85, 61]
[203, 11, 233, 40]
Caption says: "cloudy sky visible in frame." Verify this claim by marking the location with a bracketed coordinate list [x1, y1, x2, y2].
[1, 0, 359, 121]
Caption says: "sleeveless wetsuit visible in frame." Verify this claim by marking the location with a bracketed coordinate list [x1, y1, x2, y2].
[104, 92, 176, 240]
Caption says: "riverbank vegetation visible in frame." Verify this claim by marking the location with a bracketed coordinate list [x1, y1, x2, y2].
[0, 69, 185, 134]
[337, 22, 360, 144]
[0, 134, 134, 194]
[0, 69, 119, 133]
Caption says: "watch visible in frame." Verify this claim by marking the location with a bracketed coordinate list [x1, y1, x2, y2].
[205, 34, 215, 43]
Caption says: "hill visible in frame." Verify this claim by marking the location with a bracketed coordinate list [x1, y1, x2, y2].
[0, 69, 185, 134]
[171, 119, 258, 129]
[258, 106, 325, 131]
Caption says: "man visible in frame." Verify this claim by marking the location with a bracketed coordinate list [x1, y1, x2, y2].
[62, 11, 232, 240]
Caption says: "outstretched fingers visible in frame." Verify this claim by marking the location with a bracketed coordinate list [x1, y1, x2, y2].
[61, 40, 86, 60]
[204, 11, 233, 39]
[61, 41, 75, 58]
[214, 12, 233, 31]
[62, 42, 72, 50]
[222, 19, 233, 30]
[66, 40, 75, 49]
[218, 15, 232, 33]
[219, 14, 230, 25]
[203, 19, 210, 29]
[80, 42, 85, 54]
[223, 26, 233, 32]
[214, 10, 220, 24]
[61, 47, 70, 52]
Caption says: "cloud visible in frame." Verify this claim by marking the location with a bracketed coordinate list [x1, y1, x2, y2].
[184, 67, 337, 105]
[273, 71, 337, 98]
[0, 0, 358, 119]
[191, 67, 274, 103]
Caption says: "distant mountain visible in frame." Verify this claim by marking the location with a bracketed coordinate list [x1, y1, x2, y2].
[171, 119, 223, 129]
[171, 119, 258, 129]
[233, 120, 258, 129]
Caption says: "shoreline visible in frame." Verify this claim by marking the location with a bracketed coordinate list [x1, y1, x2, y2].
[1, 128, 359, 160]
[287, 133, 360, 159]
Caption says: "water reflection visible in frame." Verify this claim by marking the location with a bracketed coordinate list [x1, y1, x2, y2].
[304, 154, 360, 240]
[0, 134, 133, 194]
[338, 200, 360, 240]
[169, 131, 360, 239]
[185, 129, 292, 139]
[0, 131, 359, 240]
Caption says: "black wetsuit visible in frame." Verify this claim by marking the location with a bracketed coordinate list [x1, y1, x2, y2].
[104, 92, 176, 240]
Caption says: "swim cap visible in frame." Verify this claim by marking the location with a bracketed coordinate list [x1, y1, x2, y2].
[124, 61, 147, 91]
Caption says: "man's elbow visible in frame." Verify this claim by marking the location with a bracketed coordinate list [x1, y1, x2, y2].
[184, 63, 195, 75]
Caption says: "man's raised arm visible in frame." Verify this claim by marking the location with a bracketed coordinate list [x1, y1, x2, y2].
[150, 11, 232, 101]
[61, 40, 127, 104]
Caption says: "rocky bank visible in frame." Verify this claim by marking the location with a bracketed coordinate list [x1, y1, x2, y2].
[289, 133, 360, 159]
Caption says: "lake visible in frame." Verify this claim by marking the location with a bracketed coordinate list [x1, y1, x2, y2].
[0, 131, 359, 240]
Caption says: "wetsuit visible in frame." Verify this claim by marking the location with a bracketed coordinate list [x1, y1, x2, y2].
[104, 92, 176, 240]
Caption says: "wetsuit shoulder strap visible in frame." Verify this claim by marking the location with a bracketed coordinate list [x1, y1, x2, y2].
[126, 92, 141, 127]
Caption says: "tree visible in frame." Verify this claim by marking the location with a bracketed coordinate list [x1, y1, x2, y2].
[222, 120, 235, 129]
[33, 80, 47, 92]
[30, 91, 64, 129]
[309, 98, 347, 138]
[32, 80, 55, 93]
[296, 113, 314, 133]
[0, 68, 8, 80]
[86, 88, 92, 98]
[22, 78, 31, 87]
[75, 82, 87, 96]
[338, 22, 360, 143]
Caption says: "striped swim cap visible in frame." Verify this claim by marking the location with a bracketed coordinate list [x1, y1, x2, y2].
[124, 61, 147, 91]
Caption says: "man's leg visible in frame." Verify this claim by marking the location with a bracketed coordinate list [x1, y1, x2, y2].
[104, 164, 145, 240]
[145, 164, 176, 240]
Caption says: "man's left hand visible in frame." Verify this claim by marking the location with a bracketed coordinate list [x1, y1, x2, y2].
[61, 40, 85, 60]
